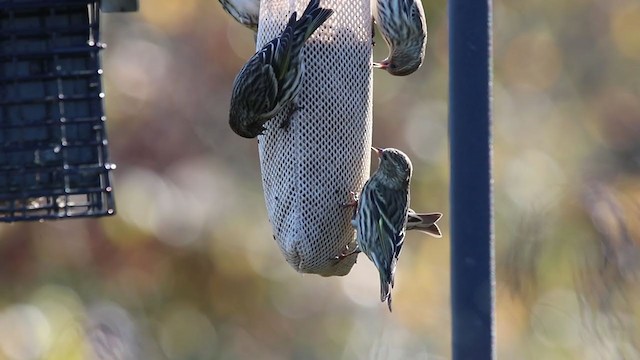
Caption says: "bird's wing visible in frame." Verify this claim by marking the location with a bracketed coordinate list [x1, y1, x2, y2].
[258, 12, 297, 82]
[408, 0, 426, 36]
[235, 55, 278, 116]
[371, 186, 409, 261]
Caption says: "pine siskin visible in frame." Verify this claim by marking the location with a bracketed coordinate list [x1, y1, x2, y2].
[228, 0, 333, 138]
[343, 191, 442, 238]
[218, 0, 260, 32]
[372, 0, 427, 76]
[352, 147, 413, 311]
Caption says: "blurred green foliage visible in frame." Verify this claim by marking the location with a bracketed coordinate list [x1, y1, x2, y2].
[0, 0, 639, 358]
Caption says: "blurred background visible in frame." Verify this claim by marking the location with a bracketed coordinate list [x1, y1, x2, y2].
[0, 0, 639, 358]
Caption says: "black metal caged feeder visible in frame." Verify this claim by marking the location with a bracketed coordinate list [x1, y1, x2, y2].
[0, 0, 136, 222]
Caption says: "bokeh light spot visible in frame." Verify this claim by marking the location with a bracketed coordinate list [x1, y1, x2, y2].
[159, 304, 217, 359]
[0, 304, 51, 360]
[611, 4, 640, 60]
[502, 30, 563, 92]
[139, 0, 199, 33]
[504, 149, 566, 209]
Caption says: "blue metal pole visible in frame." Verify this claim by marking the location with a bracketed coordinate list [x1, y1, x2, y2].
[449, 0, 494, 358]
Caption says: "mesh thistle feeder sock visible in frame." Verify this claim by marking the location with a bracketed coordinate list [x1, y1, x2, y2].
[257, 0, 373, 276]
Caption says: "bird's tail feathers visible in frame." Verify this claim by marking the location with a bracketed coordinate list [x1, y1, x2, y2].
[296, 0, 333, 42]
[406, 211, 443, 238]
[379, 274, 393, 312]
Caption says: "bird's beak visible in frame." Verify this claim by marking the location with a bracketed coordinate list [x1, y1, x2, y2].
[373, 62, 388, 70]
[371, 147, 382, 157]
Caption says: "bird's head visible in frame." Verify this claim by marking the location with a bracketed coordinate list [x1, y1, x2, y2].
[372, 147, 413, 187]
[374, 38, 425, 76]
[229, 111, 265, 139]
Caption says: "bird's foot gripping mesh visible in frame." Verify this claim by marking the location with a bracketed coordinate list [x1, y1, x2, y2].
[0, 1, 115, 222]
[257, 0, 372, 276]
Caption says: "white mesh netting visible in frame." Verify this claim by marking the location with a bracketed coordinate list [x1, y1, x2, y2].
[257, 0, 373, 276]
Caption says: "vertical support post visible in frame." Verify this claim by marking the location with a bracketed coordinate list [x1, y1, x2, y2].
[449, 0, 494, 359]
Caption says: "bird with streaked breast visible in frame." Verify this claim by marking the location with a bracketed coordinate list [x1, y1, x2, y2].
[372, 0, 427, 76]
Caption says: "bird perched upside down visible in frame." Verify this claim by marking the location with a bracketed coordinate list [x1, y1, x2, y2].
[228, 0, 333, 138]
[372, 0, 427, 76]
[346, 147, 426, 311]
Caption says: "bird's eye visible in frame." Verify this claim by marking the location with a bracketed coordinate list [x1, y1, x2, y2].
[389, 63, 397, 70]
